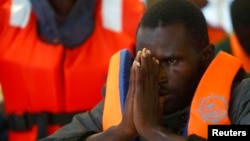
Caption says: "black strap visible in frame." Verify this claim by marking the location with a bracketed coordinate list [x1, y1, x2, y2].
[7, 113, 36, 131]
[6, 112, 78, 139]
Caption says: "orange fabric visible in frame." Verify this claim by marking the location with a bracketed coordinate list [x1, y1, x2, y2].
[122, 0, 145, 40]
[102, 51, 123, 130]
[0, 0, 9, 34]
[188, 51, 242, 139]
[47, 125, 62, 135]
[0, 13, 64, 114]
[8, 126, 37, 141]
[0, 0, 144, 140]
[230, 33, 250, 72]
[208, 25, 227, 45]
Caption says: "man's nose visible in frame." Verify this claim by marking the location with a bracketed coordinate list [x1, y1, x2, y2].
[158, 65, 168, 83]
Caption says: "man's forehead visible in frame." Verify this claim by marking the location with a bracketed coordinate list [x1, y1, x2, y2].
[135, 24, 196, 55]
[136, 23, 188, 43]
[137, 22, 186, 34]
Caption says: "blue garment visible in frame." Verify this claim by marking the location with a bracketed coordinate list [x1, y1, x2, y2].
[182, 120, 189, 137]
[30, 0, 96, 48]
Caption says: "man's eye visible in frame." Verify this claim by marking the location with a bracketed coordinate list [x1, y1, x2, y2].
[168, 58, 177, 65]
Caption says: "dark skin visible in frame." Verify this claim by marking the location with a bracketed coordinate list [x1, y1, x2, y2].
[48, 0, 77, 17]
[86, 23, 214, 141]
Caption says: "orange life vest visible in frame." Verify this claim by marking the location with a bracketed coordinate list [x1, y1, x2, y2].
[102, 49, 132, 130]
[103, 50, 242, 139]
[188, 51, 242, 138]
[0, 0, 145, 141]
[230, 33, 250, 72]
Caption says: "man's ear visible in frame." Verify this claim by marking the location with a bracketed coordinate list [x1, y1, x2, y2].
[201, 44, 215, 67]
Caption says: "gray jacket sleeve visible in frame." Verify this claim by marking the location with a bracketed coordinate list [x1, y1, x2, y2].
[230, 78, 250, 124]
[39, 100, 104, 141]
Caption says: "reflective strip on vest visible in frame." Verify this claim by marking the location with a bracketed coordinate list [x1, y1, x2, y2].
[102, 0, 122, 32]
[140, 0, 147, 5]
[10, 0, 31, 28]
[188, 51, 242, 139]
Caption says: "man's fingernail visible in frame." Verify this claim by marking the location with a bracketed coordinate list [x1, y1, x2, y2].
[146, 49, 151, 55]
[137, 50, 141, 55]
[155, 59, 159, 64]
[135, 61, 140, 67]
[142, 48, 146, 57]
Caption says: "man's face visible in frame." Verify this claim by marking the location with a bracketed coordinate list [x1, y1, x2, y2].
[136, 23, 204, 115]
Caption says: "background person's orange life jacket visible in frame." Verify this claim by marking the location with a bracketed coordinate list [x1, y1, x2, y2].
[0, 0, 145, 141]
[230, 33, 250, 72]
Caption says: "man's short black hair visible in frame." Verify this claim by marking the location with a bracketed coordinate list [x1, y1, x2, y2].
[138, 0, 209, 51]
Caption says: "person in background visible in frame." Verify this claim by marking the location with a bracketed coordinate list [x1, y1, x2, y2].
[0, 0, 145, 141]
[189, 0, 228, 46]
[39, 0, 250, 141]
[215, 0, 250, 72]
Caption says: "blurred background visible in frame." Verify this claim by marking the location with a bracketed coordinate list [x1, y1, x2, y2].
[147, 0, 234, 33]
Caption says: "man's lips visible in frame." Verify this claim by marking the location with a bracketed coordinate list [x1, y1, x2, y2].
[159, 90, 171, 97]
[158, 85, 171, 96]
[158, 83, 174, 97]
